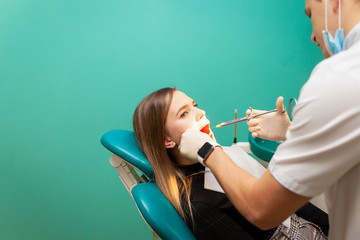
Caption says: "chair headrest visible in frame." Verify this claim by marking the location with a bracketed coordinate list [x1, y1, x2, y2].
[101, 130, 154, 179]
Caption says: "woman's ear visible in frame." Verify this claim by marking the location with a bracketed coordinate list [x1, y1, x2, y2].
[164, 136, 176, 148]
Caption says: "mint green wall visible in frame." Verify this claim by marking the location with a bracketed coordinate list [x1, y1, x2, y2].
[1, 1, 323, 239]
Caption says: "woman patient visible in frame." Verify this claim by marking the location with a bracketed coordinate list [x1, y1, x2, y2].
[133, 87, 328, 240]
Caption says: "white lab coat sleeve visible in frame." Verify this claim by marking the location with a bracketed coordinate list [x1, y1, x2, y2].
[269, 58, 360, 198]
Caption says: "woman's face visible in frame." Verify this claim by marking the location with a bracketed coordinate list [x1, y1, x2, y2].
[164, 90, 214, 148]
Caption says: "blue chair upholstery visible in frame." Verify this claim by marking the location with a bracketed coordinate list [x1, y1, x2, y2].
[248, 132, 282, 162]
[132, 182, 196, 240]
[101, 130, 196, 240]
[101, 130, 153, 179]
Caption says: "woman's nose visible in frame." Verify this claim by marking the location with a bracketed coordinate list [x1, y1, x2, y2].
[196, 108, 205, 121]
[311, 32, 317, 44]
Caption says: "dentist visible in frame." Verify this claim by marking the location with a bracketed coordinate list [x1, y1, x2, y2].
[179, 0, 360, 239]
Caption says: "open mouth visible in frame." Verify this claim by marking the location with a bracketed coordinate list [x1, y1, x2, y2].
[198, 117, 215, 140]
[200, 123, 211, 135]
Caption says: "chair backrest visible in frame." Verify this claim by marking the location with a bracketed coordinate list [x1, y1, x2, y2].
[101, 130, 196, 240]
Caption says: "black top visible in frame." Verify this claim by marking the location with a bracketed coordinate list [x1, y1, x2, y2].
[178, 163, 329, 240]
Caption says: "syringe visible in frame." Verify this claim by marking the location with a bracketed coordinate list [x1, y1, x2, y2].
[216, 109, 278, 128]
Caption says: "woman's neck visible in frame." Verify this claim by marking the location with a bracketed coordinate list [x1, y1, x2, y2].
[177, 157, 197, 166]
[172, 147, 197, 166]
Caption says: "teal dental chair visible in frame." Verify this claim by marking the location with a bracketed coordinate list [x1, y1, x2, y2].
[101, 130, 196, 240]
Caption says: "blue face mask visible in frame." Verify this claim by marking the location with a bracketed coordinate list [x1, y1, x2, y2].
[322, 29, 344, 55]
[322, 0, 344, 56]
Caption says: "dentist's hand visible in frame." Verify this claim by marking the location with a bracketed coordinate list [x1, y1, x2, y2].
[246, 97, 291, 141]
[179, 129, 215, 162]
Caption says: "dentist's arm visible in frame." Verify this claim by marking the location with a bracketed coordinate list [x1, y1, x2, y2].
[206, 148, 310, 229]
[179, 129, 310, 230]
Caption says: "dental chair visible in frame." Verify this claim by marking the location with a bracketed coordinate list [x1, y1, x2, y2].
[101, 130, 196, 240]
[101, 129, 328, 240]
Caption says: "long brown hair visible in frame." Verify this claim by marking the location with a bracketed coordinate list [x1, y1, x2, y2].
[133, 87, 193, 222]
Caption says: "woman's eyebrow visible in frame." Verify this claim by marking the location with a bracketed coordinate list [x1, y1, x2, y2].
[176, 100, 195, 116]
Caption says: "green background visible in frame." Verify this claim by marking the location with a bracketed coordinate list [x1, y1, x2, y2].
[0, 0, 323, 239]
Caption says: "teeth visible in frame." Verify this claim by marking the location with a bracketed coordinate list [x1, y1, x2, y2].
[199, 117, 209, 126]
